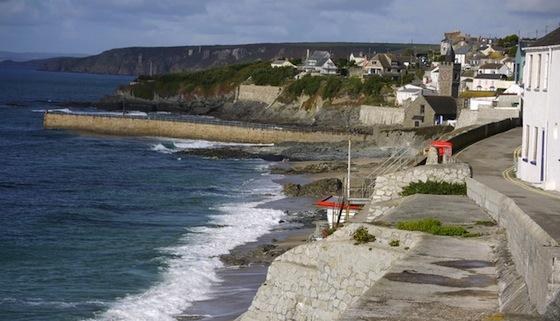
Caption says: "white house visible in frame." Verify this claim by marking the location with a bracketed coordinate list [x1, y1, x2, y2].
[478, 63, 512, 77]
[480, 45, 497, 56]
[422, 66, 440, 91]
[517, 27, 560, 192]
[454, 46, 470, 66]
[301, 51, 338, 75]
[396, 84, 437, 106]
[472, 74, 515, 91]
[349, 53, 367, 67]
[271, 59, 297, 69]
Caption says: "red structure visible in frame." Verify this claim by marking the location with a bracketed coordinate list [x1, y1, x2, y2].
[431, 141, 453, 163]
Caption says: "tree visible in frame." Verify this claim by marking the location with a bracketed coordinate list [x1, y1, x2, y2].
[497, 34, 519, 49]
[507, 46, 517, 57]
[403, 48, 415, 58]
[289, 58, 302, 66]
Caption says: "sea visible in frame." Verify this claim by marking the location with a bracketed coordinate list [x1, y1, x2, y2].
[0, 69, 285, 321]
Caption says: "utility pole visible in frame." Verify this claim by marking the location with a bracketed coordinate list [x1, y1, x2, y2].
[347, 138, 351, 200]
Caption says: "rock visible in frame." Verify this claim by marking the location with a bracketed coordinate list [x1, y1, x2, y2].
[220, 243, 288, 266]
[282, 178, 343, 198]
[177, 147, 283, 161]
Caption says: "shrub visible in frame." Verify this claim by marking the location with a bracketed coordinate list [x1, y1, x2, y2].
[389, 239, 400, 247]
[286, 75, 323, 97]
[322, 76, 343, 99]
[341, 77, 363, 98]
[353, 226, 376, 244]
[395, 218, 470, 237]
[400, 180, 467, 196]
[251, 66, 296, 86]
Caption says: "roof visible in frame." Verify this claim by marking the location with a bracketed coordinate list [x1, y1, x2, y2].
[422, 96, 457, 115]
[272, 59, 291, 64]
[531, 27, 560, 47]
[305, 51, 331, 66]
[455, 46, 470, 55]
[479, 63, 503, 70]
[474, 74, 507, 80]
[370, 53, 391, 69]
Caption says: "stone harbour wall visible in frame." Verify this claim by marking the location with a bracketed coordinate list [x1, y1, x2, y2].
[43, 113, 370, 144]
[236, 224, 421, 321]
[370, 163, 471, 202]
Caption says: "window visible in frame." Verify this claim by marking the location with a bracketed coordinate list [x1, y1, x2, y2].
[536, 54, 542, 89]
[523, 125, 530, 161]
[543, 53, 549, 90]
[527, 54, 533, 88]
[532, 126, 539, 164]
[414, 120, 420, 127]
[420, 105, 425, 114]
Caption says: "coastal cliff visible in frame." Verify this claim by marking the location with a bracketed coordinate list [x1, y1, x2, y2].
[3, 42, 436, 76]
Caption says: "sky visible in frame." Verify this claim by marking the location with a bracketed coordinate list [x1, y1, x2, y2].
[0, 0, 559, 55]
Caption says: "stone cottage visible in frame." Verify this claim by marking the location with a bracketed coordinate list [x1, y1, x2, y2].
[404, 95, 458, 127]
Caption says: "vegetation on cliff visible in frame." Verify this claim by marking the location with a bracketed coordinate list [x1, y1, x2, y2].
[127, 60, 418, 106]
[129, 62, 296, 99]
[280, 72, 416, 106]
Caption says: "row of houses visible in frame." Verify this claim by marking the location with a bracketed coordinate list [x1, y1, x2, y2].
[271, 50, 411, 79]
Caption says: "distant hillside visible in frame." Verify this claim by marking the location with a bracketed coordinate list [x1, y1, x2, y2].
[0, 51, 87, 62]
[1, 42, 437, 76]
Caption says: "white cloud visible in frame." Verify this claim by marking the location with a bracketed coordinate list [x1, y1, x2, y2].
[0, 0, 556, 53]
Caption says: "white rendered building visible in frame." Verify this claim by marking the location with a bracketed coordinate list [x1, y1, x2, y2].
[518, 27, 560, 192]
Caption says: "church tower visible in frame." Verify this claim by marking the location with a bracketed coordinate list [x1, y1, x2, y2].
[438, 39, 461, 98]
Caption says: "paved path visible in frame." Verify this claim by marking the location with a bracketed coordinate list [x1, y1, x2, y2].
[457, 127, 560, 241]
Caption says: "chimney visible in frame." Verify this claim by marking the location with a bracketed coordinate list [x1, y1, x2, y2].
[306, 49, 310, 60]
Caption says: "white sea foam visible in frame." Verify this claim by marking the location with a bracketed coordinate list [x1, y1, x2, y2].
[150, 138, 274, 155]
[0, 297, 108, 309]
[32, 108, 73, 113]
[86, 171, 284, 321]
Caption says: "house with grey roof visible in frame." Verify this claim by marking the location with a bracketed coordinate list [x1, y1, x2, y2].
[403, 95, 458, 127]
[301, 51, 338, 75]
[362, 53, 404, 78]
[454, 45, 471, 66]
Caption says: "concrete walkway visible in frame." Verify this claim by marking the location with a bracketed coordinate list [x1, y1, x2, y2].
[457, 127, 560, 241]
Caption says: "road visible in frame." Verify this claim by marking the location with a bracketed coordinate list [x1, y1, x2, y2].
[457, 127, 560, 241]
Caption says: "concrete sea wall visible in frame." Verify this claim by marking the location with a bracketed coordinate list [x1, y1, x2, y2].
[43, 113, 369, 144]
[457, 108, 520, 128]
[467, 178, 560, 317]
[235, 84, 282, 105]
[359, 105, 405, 126]
[370, 163, 471, 202]
[236, 224, 420, 321]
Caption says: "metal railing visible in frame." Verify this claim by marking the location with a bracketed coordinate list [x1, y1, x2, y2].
[356, 147, 415, 198]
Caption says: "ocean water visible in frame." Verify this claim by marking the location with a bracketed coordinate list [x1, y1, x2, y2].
[0, 69, 284, 321]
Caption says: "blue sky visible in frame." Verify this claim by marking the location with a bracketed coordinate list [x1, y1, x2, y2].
[0, 0, 559, 54]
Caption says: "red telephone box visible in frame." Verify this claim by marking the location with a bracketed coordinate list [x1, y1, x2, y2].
[431, 141, 453, 163]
